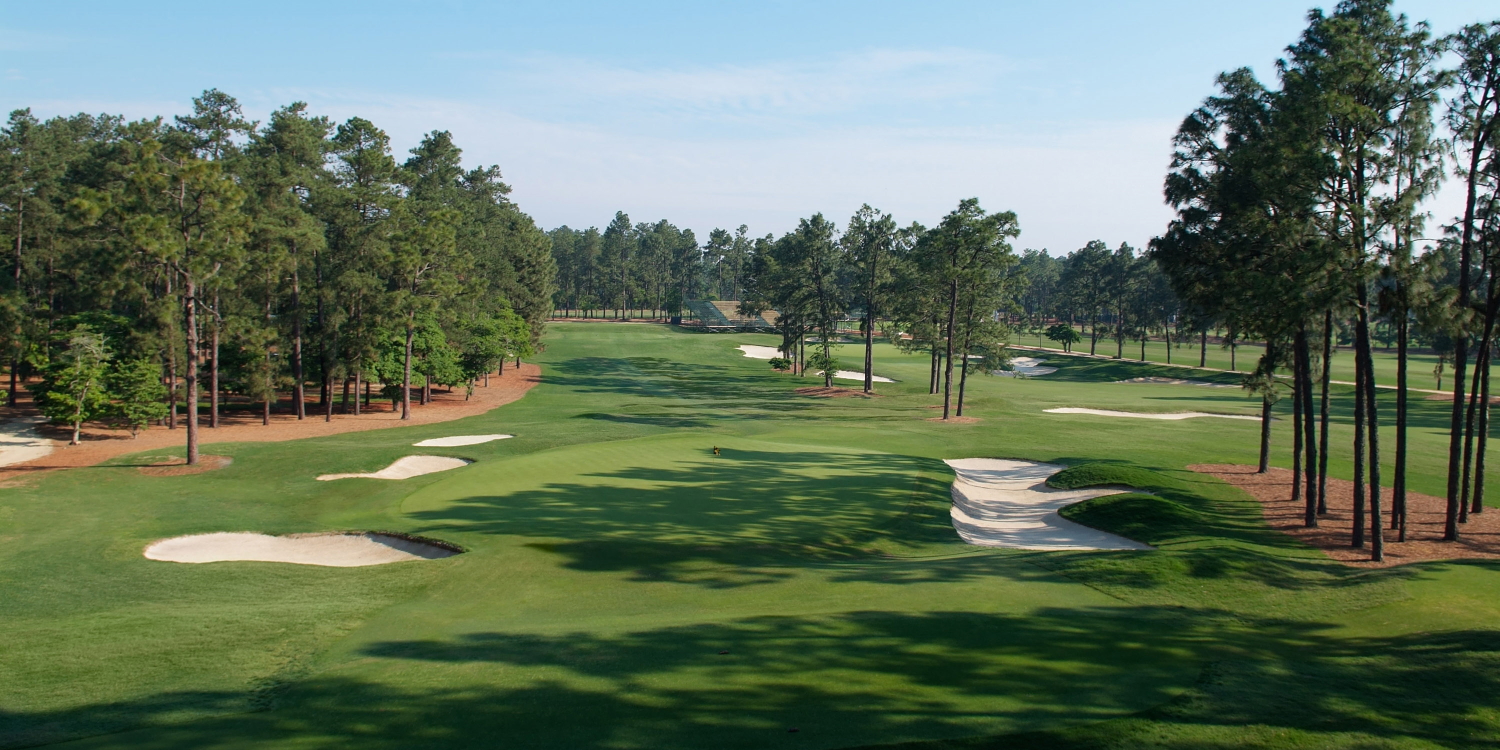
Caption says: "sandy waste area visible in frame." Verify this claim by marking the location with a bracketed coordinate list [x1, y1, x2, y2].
[0, 417, 55, 467]
[946, 458, 1152, 550]
[736, 345, 896, 383]
[995, 357, 1057, 377]
[1045, 407, 1260, 421]
[145, 532, 457, 567]
[316, 455, 472, 481]
[1116, 376, 1237, 388]
[414, 434, 512, 447]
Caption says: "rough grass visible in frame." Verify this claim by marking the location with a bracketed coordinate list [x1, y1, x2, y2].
[0, 322, 1496, 749]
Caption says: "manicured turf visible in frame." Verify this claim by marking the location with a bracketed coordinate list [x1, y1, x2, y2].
[0, 322, 1496, 749]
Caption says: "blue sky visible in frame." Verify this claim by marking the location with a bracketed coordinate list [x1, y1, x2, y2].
[2, 1, 1491, 254]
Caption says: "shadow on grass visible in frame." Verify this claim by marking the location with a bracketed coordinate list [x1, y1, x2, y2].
[409, 449, 959, 586]
[9, 608, 1499, 750]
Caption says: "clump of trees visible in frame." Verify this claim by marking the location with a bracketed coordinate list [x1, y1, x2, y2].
[1153, 0, 1500, 561]
[0, 90, 556, 464]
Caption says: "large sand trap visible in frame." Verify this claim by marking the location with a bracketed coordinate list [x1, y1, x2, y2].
[414, 434, 513, 447]
[1045, 407, 1260, 421]
[994, 356, 1057, 377]
[0, 417, 55, 468]
[316, 455, 472, 481]
[737, 345, 895, 382]
[1115, 376, 1237, 388]
[946, 458, 1152, 550]
[738, 344, 786, 359]
[144, 532, 458, 567]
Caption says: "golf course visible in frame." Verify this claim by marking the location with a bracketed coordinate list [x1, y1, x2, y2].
[2, 321, 1496, 749]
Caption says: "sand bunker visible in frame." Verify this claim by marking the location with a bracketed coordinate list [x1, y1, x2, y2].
[0, 417, 54, 468]
[414, 434, 512, 447]
[144, 532, 458, 567]
[316, 455, 472, 481]
[737, 345, 895, 382]
[833, 370, 895, 383]
[994, 357, 1057, 378]
[1044, 407, 1259, 421]
[1115, 376, 1237, 388]
[946, 458, 1152, 550]
[738, 344, 786, 359]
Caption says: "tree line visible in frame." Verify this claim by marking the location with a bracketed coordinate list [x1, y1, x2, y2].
[1152, 0, 1500, 560]
[549, 214, 755, 317]
[0, 90, 556, 464]
[551, 200, 1021, 420]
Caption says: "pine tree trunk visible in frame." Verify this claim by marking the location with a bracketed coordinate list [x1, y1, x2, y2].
[1394, 313, 1408, 537]
[1258, 395, 1273, 473]
[353, 369, 361, 416]
[1357, 300, 1382, 562]
[1352, 341, 1366, 550]
[1200, 330, 1207, 368]
[1292, 334, 1304, 507]
[1319, 313, 1333, 515]
[209, 308, 220, 429]
[1299, 327, 1317, 527]
[1461, 337, 1487, 522]
[930, 345, 939, 394]
[957, 321, 974, 416]
[291, 265, 305, 420]
[323, 373, 334, 422]
[1475, 349, 1491, 516]
[8, 357, 17, 408]
[942, 280, 958, 419]
[864, 303, 875, 394]
[402, 315, 414, 420]
[184, 278, 199, 466]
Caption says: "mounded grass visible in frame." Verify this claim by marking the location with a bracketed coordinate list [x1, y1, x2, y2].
[0, 322, 1495, 749]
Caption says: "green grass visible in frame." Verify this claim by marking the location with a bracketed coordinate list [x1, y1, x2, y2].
[0, 322, 1496, 749]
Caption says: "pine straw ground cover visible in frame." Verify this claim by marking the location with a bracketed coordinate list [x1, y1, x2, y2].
[1, 322, 1496, 749]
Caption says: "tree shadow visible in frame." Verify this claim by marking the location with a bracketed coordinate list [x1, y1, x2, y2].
[12, 608, 1498, 749]
[409, 449, 957, 587]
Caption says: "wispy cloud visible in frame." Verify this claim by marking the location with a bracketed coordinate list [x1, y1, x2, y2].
[497, 48, 1021, 122]
[0, 27, 70, 53]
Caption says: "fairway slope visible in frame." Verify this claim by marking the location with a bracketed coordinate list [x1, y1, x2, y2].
[946, 458, 1152, 550]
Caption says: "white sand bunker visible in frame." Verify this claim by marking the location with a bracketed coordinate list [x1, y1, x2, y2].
[833, 370, 895, 383]
[737, 344, 784, 359]
[1045, 407, 1259, 421]
[737, 344, 895, 383]
[1116, 376, 1237, 388]
[145, 532, 458, 567]
[946, 458, 1151, 551]
[316, 455, 472, 481]
[994, 357, 1057, 378]
[414, 434, 512, 447]
[0, 417, 54, 468]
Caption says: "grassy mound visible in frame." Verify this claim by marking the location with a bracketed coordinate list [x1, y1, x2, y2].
[1059, 493, 1203, 546]
[1046, 462, 1165, 490]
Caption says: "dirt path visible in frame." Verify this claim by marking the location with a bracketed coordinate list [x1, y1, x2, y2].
[1192, 463, 1500, 566]
[0, 364, 539, 478]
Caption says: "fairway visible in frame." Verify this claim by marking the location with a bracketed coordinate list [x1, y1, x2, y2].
[2, 322, 1498, 750]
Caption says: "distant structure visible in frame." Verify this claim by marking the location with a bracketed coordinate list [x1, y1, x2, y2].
[682, 300, 777, 332]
